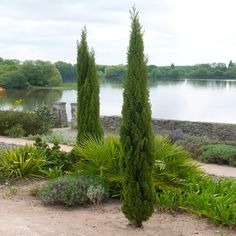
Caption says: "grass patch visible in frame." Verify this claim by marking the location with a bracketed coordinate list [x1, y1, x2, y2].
[156, 176, 236, 227]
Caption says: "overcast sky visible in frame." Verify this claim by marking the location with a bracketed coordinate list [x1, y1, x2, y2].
[1, 0, 236, 66]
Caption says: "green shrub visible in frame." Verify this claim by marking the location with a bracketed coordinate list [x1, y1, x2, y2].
[0, 145, 46, 179]
[74, 135, 122, 197]
[198, 144, 236, 167]
[74, 135, 203, 197]
[28, 132, 76, 146]
[40, 166, 64, 179]
[35, 105, 55, 134]
[34, 137, 78, 172]
[153, 136, 203, 191]
[28, 184, 39, 196]
[0, 110, 42, 136]
[37, 175, 109, 206]
[176, 135, 217, 158]
[176, 135, 236, 160]
[156, 176, 236, 227]
[4, 124, 25, 138]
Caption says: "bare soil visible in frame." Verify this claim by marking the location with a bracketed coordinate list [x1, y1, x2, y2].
[0, 182, 235, 236]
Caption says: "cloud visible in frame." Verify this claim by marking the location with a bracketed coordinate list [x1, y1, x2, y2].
[0, 0, 236, 65]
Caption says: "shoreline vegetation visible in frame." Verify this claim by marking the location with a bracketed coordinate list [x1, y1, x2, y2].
[1, 56, 236, 89]
[2, 77, 236, 91]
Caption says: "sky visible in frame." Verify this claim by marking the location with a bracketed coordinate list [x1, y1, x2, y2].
[1, 0, 236, 66]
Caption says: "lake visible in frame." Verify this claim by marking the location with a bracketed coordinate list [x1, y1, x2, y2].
[1, 79, 236, 124]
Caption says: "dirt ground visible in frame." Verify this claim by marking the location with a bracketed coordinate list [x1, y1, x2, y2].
[0, 182, 235, 236]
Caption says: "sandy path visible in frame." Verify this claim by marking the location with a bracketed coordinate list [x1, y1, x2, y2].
[0, 184, 235, 236]
[0, 135, 236, 178]
[201, 163, 236, 178]
[0, 135, 73, 152]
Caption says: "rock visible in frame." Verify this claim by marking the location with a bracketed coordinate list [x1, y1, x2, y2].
[52, 102, 68, 128]
[71, 103, 77, 129]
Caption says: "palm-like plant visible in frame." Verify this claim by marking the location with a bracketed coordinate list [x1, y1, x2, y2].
[73, 135, 203, 196]
[74, 135, 122, 196]
[154, 136, 203, 192]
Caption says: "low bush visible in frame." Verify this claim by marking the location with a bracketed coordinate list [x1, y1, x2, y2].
[4, 124, 25, 138]
[34, 137, 78, 173]
[176, 136, 236, 167]
[156, 176, 236, 227]
[0, 145, 46, 179]
[28, 132, 76, 146]
[176, 135, 218, 158]
[40, 166, 64, 179]
[0, 110, 42, 136]
[28, 184, 40, 196]
[37, 174, 109, 206]
[198, 144, 236, 167]
[35, 105, 55, 134]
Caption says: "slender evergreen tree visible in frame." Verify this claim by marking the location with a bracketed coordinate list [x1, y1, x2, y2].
[77, 28, 103, 140]
[120, 8, 155, 228]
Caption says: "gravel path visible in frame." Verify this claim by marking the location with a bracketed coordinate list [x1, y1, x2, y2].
[0, 135, 235, 178]
[0, 142, 19, 149]
[201, 163, 236, 178]
[0, 183, 234, 236]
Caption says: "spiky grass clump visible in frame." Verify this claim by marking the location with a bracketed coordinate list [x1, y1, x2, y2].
[0, 145, 46, 179]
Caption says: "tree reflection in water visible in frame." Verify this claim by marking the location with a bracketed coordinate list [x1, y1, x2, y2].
[0, 88, 62, 111]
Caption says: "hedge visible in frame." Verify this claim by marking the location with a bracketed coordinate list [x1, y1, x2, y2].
[0, 110, 42, 136]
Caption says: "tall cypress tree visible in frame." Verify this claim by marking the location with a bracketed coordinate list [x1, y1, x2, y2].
[77, 28, 103, 140]
[120, 8, 155, 228]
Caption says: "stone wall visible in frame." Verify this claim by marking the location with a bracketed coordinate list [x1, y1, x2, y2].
[52, 102, 68, 127]
[71, 103, 77, 129]
[53, 103, 236, 141]
[101, 116, 236, 141]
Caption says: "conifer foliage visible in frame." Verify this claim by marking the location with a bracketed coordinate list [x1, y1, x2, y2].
[76, 28, 103, 140]
[120, 8, 155, 228]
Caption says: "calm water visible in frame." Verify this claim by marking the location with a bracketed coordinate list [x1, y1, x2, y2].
[1, 79, 236, 124]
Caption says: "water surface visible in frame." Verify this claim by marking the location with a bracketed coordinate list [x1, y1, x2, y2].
[1, 79, 236, 124]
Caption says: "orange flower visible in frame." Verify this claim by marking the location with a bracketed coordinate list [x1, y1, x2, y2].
[0, 87, 5, 96]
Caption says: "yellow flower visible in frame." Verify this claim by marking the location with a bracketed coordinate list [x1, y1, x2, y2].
[0, 87, 5, 95]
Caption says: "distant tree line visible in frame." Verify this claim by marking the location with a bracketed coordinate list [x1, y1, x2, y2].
[147, 62, 236, 80]
[1, 56, 236, 89]
[0, 58, 62, 89]
[54, 60, 236, 82]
